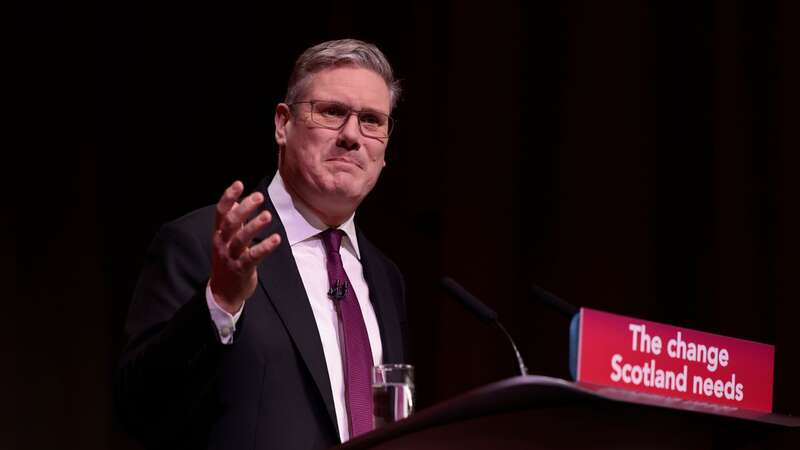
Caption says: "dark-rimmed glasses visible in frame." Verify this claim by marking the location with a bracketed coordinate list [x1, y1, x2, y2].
[289, 100, 394, 139]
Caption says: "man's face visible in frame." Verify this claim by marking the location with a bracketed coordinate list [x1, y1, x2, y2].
[275, 66, 391, 220]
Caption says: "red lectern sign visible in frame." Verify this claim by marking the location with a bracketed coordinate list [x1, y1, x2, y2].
[574, 308, 774, 412]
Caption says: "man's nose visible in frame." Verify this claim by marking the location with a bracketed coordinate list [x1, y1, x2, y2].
[336, 113, 361, 151]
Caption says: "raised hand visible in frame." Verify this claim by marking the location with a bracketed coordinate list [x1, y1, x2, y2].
[209, 181, 281, 314]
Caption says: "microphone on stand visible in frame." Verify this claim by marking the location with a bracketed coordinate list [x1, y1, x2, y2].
[530, 283, 579, 318]
[528, 283, 582, 379]
[441, 277, 528, 376]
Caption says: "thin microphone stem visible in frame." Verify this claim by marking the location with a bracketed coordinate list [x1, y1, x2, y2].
[494, 321, 528, 376]
[441, 276, 529, 377]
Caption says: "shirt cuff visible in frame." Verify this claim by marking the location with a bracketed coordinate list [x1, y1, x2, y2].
[205, 283, 244, 344]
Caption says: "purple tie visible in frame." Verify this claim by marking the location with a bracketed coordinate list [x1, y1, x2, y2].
[320, 229, 374, 438]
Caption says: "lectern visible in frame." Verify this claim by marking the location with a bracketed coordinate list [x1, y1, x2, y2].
[336, 376, 799, 450]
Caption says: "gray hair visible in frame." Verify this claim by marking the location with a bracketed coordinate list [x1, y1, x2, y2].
[284, 39, 401, 111]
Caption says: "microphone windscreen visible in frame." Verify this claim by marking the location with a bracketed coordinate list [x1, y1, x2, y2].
[441, 277, 498, 323]
[531, 284, 578, 318]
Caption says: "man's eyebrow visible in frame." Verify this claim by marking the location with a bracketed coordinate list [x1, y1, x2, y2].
[317, 99, 388, 115]
[359, 107, 389, 115]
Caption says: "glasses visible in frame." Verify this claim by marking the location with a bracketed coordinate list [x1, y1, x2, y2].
[289, 100, 394, 139]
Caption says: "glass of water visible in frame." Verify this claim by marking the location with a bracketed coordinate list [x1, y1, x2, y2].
[372, 363, 414, 428]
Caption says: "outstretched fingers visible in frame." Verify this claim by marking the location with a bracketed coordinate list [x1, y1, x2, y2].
[218, 192, 265, 242]
[229, 210, 272, 259]
[215, 181, 244, 227]
[239, 233, 282, 270]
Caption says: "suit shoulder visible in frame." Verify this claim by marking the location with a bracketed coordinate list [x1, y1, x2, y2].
[158, 204, 217, 243]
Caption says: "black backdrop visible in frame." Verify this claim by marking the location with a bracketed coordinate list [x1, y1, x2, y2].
[10, 1, 800, 448]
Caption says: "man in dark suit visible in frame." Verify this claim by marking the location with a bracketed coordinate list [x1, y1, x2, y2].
[116, 39, 408, 450]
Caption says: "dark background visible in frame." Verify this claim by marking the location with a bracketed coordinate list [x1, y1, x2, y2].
[10, 0, 800, 448]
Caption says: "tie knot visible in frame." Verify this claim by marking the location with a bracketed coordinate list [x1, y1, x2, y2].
[320, 228, 344, 255]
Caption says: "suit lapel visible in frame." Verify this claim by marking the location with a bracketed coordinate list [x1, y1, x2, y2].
[251, 180, 338, 433]
[248, 177, 404, 435]
[358, 229, 404, 364]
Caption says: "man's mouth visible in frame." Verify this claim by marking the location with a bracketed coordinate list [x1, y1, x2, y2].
[326, 157, 363, 169]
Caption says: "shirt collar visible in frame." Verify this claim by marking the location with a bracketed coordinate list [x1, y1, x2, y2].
[267, 171, 361, 260]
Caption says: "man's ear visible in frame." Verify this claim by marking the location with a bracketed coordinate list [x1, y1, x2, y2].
[274, 103, 291, 146]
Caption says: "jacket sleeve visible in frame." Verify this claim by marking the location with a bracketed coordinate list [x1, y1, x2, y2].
[114, 218, 231, 449]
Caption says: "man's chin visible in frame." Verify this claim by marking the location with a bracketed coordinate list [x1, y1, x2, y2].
[328, 173, 368, 194]
[330, 185, 366, 203]
[314, 172, 376, 203]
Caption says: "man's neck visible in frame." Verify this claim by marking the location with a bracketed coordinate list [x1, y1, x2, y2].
[281, 175, 355, 228]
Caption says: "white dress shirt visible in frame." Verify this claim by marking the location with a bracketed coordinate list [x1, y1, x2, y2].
[205, 171, 383, 442]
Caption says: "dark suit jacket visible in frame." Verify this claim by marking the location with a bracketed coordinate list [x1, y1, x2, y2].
[115, 178, 408, 450]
